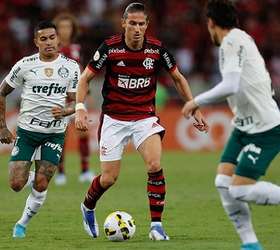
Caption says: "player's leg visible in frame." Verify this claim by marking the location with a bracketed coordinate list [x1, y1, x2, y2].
[137, 133, 169, 241]
[54, 128, 68, 186]
[54, 147, 67, 185]
[9, 161, 32, 192]
[80, 114, 128, 238]
[13, 131, 63, 238]
[215, 129, 261, 249]
[229, 126, 280, 206]
[15, 160, 56, 234]
[78, 130, 94, 183]
[81, 160, 121, 238]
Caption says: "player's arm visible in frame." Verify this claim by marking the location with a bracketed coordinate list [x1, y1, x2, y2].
[0, 81, 15, 144]
[51, 92, 76, 119]
[169, 68, 208, 132]
[182, 40, 244, 119]
[75, 42, 108, 131]
[169, 67, 194, 102]
[75, 67, 97, 131]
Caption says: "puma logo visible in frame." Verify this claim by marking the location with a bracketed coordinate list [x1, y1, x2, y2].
[248, 154, 259, 165]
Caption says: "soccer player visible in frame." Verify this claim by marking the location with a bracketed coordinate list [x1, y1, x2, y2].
[75, 2, 208, 241]
[182, 1, 280, 249]
[0, 20, 80, 238]
[53, 13, 94, 185]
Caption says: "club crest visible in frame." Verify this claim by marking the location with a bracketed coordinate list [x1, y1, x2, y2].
[58, 66, 69, 78]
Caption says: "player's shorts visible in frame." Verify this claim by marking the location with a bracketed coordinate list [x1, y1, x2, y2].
[99, 114, 165, 162]
[220, 125, 280, 180]
[10, 127, 65, 166]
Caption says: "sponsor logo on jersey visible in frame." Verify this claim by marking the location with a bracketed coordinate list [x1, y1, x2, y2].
[58, 65, 69, 78]
[10, 66, 21, 82]
[96, 54, 108, 69]
[237, 45, 245, 67]
[163, 52, 173, 69]
[143, 58, 155, 70]
[93, 51, 100, 61]
[22, 56, 37, 63]
[32, 83, 66, 96]
[30, 117, 63, 128]
[44, 68, 53, 77]
[118, 75, 151, 89]
[109, 48, 125, 54]
[116, 61, 126, 66]
[72, 71, 78, 89]
[144, 48, 159, 54]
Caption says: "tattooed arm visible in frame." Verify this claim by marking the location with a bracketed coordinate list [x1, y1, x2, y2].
[0, 81, 15, 144]
[51, 92, 76, 119]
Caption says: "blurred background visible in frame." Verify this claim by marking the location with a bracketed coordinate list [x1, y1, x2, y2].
[1, 0, 280, 152]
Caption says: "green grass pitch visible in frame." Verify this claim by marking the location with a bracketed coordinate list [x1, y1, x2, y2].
[0, 151, 279, 250]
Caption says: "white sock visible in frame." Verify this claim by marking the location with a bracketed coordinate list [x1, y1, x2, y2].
[215, 174, 258, 244]
[229, 181, 280, 205]
[17, 188, 47, 227]
[24, 171, 35, 189]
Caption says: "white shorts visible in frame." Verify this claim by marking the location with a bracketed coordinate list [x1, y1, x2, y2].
[99, 115, 165, 162]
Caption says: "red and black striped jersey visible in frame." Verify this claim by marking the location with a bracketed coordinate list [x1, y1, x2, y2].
[87, 34, 177, 121]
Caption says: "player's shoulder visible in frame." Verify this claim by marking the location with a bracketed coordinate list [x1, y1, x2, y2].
[105, 34, 123, 46]
[224, 28, 250, 47]
[59, 54, 79, 67]
[20, 53, 40, 66]
[145, 35, 162, 47]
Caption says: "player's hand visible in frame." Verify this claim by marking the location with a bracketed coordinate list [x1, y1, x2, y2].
[75, 109, 89, 132]
[52, 106, 64, 119]
[0, 127, 15, 144]
[193, 109, 209, 133]
[182, 100, 209, 133]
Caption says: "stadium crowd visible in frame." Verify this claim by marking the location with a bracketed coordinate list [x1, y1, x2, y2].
[1, 0, 280, 105]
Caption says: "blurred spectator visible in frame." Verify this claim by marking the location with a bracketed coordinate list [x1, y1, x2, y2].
[1, 0, 280, 106]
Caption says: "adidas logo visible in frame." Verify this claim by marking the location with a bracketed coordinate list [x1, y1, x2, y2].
[117, 61, 126, 66]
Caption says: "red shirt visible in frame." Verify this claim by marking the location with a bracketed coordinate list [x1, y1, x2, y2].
[88, 34, 177, 121]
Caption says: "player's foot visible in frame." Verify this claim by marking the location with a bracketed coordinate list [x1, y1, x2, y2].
[149, 224, 170, 241]
[54, 173, 67, 186]
[79, 171, 95, 183]
[80, 203, 99, 238]
[241, 242, 263, 250]
[24, 171, 35, 189]
[12, 223, 26, 238]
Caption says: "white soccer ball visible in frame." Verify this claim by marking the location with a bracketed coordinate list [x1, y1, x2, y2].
[104, 211, 136, 241]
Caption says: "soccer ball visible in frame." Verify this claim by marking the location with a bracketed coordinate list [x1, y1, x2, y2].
[104, 211, 136, 241]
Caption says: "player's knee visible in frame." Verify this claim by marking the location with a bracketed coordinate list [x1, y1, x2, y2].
[34, 182, 48, 192]
[146, 159, 161, 173]
[101, 174, 118, 188]
[228, 185, 250, 200]
[9, 179, 25, 192]
[215, 174, 232, 189]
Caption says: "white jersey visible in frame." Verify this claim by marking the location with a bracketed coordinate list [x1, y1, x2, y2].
[220, 28, 280, 133]
[5, 53, 80, 133]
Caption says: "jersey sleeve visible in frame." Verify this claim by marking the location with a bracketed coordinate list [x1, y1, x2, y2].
[5, 59, 25, 88]
[159, 46, 177, 72]
[220, 38, 246, 76]
[67, 62, 80, 92]
[87, 42, 109, 73]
